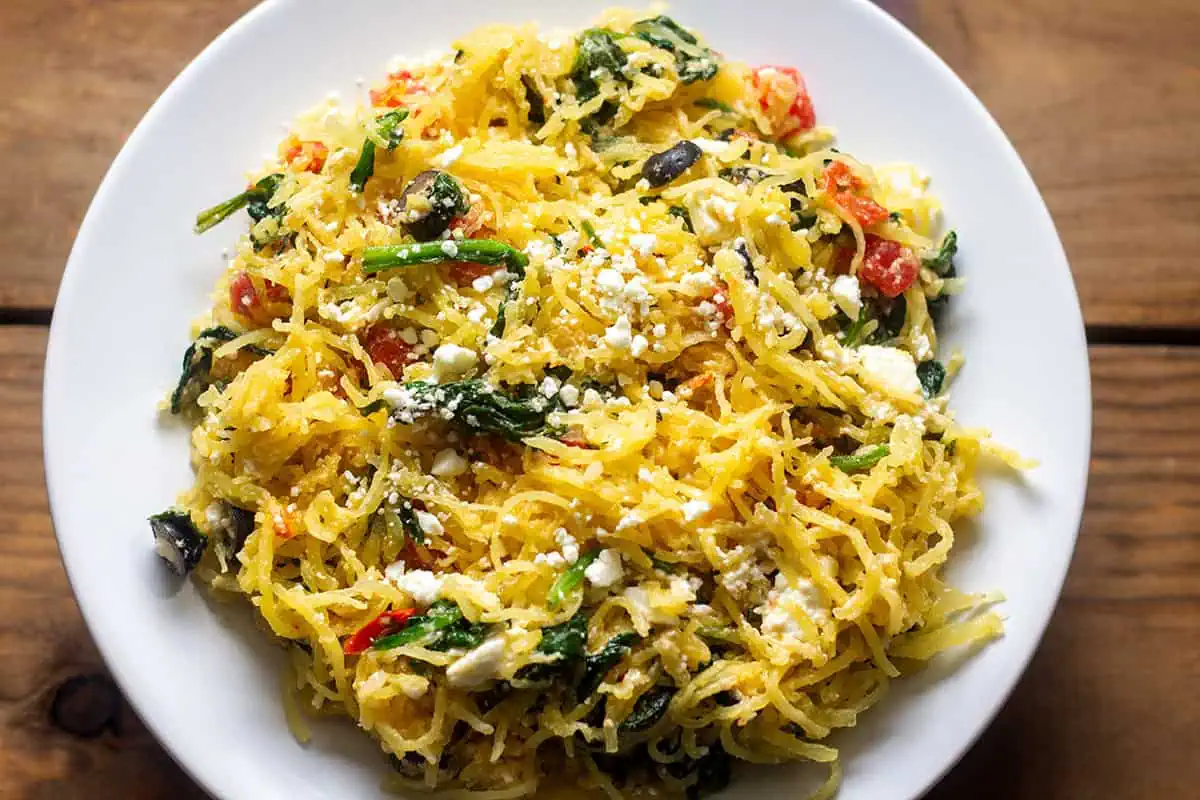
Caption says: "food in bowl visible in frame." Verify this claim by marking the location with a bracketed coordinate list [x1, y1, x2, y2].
[152, 9, 1018, 798]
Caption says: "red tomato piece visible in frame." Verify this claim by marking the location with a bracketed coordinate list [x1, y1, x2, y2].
[822, 161, 863, 194]
[710, 281, 734, 327]
[752, 65, 817, 138]
[836, 193, 890, 228]
[283, 138, 328, 173]
[229, 272, 260, 317]
[343, 608, 418, 655]
[360, 324, 416, 380]
[861, 235, 919, 298]
[445, 261, 496, 287]
[264, 279, 290, 302]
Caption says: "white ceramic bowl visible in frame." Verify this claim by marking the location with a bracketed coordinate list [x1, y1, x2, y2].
[43, 1, 1091, 798]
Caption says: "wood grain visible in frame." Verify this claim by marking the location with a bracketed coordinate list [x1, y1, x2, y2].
[1, 0, 1199, 328]
[0, 0, 258, 311]
[0, 327, 205, 799]
[2, 325, 1197, 796]
[892, 0, 1200, 330]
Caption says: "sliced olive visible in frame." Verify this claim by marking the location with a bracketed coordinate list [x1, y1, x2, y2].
[642, 141, 702, 187]
[398, 170, 469, 241]
[150, 509, 206, 576]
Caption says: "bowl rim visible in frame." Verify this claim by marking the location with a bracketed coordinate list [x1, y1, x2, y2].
[42, 1, 1092, 798]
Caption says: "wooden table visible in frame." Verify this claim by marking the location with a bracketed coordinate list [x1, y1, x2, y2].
[1, 0, 1197, 796]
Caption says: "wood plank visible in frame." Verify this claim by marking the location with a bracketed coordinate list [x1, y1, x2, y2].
[3, 329, 1198, 795]
[2, 0, 1198, 329]
[0, 0, 258, 311]
[0, 327, 204, 798]
[887, 0, 1200, 329]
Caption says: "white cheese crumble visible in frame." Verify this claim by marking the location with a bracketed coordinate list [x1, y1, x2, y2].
[394, 569, 443, 605]
[681, 499, 710, 522]
[555, 528, 580, 563]
[558, 384, 580, 407]
[445, 637, 506, 688]
[471, 274, 494, 292]
[415, 510, 444, 537]
[584, 549, 624, 588]
[432, 344, 477, 381]
[680, 269, 717, 294]
[440, 240, 459, 258]
[830, 275, 862, 318]
[604, 315, 634, 350]
[434, 143, 464, 167]
[430, 449, 468, 477]
[858, 345, 922, 397]
[629, 233, 657, 255]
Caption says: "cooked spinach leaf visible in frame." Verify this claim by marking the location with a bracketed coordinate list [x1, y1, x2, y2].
[372, 599, 478, 651]
[385, 379, 563, 442]
[830, 445, 890, 473]
[631, 16, 719, 84]
[350, 109, 410, 192]
[619, 685, 676, 732]
[170, 326, 271, 414]
[571, 28, 628, 115]
[916, 359, 946, 397]
[548, 549, 601, 608]
[522, 75, 546, 126]
[578, 631, 639, 700]
[924, 230, 958, 277]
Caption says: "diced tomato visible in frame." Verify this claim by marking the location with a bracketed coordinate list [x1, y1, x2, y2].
[229, 272, 260, 317]
[283, 137, 328, 173]
[264, 279, 290, 302]
[837, 194, 890, 228]
[370, 69, 429, 108]
[822, 161, 863, 195]
[822, 161, 889, 228]
[860, 235, 920, 298]
[360, 324, 416, 380]
[445, 261, 497, 288]
[560, 429, 593, 449]
[752, 65, 816, 138]
[447, 207, 488, 240]
[710, 281, 734, 327]
[273, 507, 299, 539]
[343, 608, 418, 655]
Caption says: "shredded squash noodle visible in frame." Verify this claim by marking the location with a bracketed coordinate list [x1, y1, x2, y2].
[155, 9, 1020, 798]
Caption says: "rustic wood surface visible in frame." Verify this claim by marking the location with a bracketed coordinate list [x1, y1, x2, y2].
[0, 0, 1198, 797]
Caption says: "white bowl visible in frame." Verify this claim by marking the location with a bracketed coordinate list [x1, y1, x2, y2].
[43, 1, 1091, 798]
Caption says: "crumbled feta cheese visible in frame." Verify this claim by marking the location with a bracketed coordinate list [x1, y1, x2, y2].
[471, 274, 494, 292]
[431, 449, 468, 477]
[630, 334, 649, 357]
[555, 528, 580, 563]
[395, 569, 443, 605]
[584, 549, 624, 588]
[558, 384, 580, 407]
[596, 268, 625, 295]
[604, 315, 633, 350]
[446, 637, 506, 688]
[432, 344, 477, 381]
[440, 240, 459, 258]
[535, 551, 567, 567]
[540, 376, 561, 398]
[681, 499, 710, 522]
[629, 233, 656, 255]
[384, 561, 406, 582]
[680, 270, 717, 294]
[858, 345, 922, 396]
[323, 249, 346, 264]
[913, 331, 934, 361]
[831, 275, 862, 318]
[415, 510, 444, 537]
[692, 193, 739, 243]
[434, 143, 464, 167]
